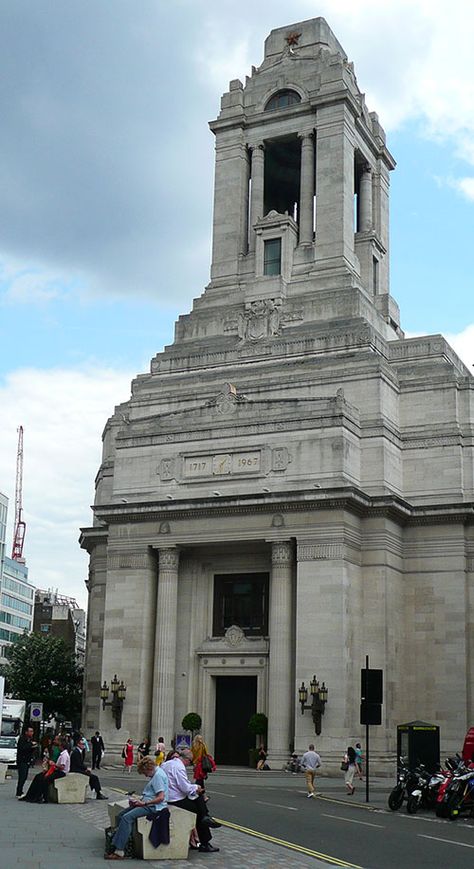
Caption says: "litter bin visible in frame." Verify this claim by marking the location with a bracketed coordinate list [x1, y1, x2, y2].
[397, 720, 440, 772]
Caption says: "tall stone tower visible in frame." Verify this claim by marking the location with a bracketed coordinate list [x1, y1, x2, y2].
[81, 18, 474, 768]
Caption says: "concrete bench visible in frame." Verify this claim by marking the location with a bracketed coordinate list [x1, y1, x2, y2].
[108, 799, 196, 860]
[0, 763, 9, 783]
[48, 772, 88, 803]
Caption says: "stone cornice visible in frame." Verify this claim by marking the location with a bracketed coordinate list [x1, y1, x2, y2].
[91, 487, 474, 529]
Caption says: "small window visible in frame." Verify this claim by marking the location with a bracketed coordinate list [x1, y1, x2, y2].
[40, 623, 50, 633]
[264, 238, 281, 276]
[372, 256, 378, 294]
[265, 89, 301, 112]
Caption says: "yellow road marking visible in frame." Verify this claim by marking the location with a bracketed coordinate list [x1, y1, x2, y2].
[214, 818, 363, 867]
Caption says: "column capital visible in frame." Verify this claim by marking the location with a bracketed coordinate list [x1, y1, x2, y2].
[271, 540, 293, 565]
[158, 547, 180, 570]
[297, 130, 314, 143]
[248, 141, 265, 154]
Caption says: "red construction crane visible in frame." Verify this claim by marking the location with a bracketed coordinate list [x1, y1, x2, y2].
[11, 425, 26, 561]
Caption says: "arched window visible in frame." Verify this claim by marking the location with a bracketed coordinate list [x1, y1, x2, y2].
[264, 89, 301, 112]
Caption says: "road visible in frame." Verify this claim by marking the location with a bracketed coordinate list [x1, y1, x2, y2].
[99, 767, 474, 869]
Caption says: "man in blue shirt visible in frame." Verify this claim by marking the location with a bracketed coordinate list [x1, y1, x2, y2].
[105, 755, 168, 860]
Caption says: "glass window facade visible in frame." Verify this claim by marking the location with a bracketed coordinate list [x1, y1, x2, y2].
[1, 593, 32, 615]
[265, 89, 301, 111]
[2, 575, 34, 599]
[263, 238, 282, 275]
[0, 610, 31, 629]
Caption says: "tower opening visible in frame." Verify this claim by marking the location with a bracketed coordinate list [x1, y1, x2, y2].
[264, 135, 301, 223]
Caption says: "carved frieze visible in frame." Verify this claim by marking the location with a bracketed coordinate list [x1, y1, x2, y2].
[271, 541, 293, 564]
[108, 552, 150, 570]
[224, 625, 245, 646]
[298, 543, 343, 561]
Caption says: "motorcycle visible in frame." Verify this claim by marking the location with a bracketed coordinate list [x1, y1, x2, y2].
[388, 759, 418, 811]
[441, 765, 474, 820]
[435, 755, 466, 818]
[406, 765, 441, 814]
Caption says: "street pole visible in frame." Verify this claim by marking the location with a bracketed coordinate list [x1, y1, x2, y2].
[366, 655, 369, 803]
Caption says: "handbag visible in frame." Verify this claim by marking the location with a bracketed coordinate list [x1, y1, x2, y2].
[121, 748, 126, 759]
[201, 754, 213, 774]
[340, 758, 349, 771]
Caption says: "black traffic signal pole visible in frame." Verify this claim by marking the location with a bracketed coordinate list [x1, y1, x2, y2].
[366, 655, 369, 803]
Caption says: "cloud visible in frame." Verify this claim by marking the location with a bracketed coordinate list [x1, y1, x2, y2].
[445, 323, 474, 371]
[1, 0, 474, 308]
[0, 366, 134, 609]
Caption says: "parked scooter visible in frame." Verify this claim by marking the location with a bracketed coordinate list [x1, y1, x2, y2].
[435, 755, 465, 818]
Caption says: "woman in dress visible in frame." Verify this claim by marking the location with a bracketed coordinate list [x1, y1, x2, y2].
[137, 737, 150, 763]
[154, 736, 166, 765]
[122, 738, 134, 774]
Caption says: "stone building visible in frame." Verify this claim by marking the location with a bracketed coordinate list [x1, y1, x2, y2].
[80, 18, 474, 767]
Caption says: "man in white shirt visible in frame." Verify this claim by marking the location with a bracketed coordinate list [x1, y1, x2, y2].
[161, 750, 220, 853]
[301, 743, 321, 798]
[57, 739, 71, 774]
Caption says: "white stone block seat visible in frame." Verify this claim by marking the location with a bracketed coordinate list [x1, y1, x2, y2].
[0, 763, 9, 783]
[48, 772, 88, 803]
[108, 799, 196, 860]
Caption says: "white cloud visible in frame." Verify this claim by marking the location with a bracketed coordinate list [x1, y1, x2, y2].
[0, 366, 134, 609]
[445, 323, 474, 371]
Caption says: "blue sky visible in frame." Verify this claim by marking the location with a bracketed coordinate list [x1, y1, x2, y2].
[0, 0, 473, 608]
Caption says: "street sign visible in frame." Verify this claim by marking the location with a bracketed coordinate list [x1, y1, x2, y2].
[175, 732, 191, 749]
[30, 702, 43, 722]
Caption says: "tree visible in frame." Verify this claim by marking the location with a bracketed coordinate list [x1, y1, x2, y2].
[181, 712, 202, 738]
[248, 712, 268, 746]
[0, 632, 83, 724]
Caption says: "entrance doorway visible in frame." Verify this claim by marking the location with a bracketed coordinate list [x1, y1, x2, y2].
[214, 676, 257, 766]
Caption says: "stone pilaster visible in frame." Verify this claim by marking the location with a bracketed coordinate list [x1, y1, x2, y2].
[267, 541, 293, 763]
[249, 143, 265, 252]
[298, 132, 314, 245]
[151, 547, 180, 745]
[81, 539, 107, 732]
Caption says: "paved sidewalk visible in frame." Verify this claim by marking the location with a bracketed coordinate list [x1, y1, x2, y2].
[0, 773, 339, 868]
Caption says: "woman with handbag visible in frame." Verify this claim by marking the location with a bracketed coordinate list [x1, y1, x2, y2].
[192, 734, 216, 791]
[122, 738, 134, 774]
[341, 745, 357, 794]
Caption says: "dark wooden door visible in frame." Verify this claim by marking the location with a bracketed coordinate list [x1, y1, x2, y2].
[214, 676, 257, 766]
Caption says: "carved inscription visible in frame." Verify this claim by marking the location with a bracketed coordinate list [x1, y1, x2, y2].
[184, 451, 261, 478]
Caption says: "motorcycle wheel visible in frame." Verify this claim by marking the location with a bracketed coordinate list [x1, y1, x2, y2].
[407, 795, 419, 814]
[388, 787, 404, 811]
[435, 801, 449, 818]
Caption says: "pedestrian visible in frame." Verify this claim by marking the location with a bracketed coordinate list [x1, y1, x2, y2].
[256, 745, 269, 770]
[91, 730, 105, 770]
[355, 742, 364, 780]
[284, 752, 300, 774]
[161, 749, 221, 853]
[154, 736, 166, 765]
[122, 738, 134, 774]
[342, 745, 357, 794]
[70, 735, 107, 799]
[15, 725, 38, 799]
[104, 755, 169, 861]
[192, 735, 216, 790]
[137, 737, 150, 762]
[50, 734, 61, 763]
[21, 757, 65, 803]
[301, 743, 321, 798]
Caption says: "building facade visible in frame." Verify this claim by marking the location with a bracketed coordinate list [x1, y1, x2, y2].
[81, 18, 474, 767]
[33, 589, 86, 665]
[0, 492, 35, 663]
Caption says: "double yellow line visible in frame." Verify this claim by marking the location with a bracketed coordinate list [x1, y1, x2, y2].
[215, 818, 363, 868]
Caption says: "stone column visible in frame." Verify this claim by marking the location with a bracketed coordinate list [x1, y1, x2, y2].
[298, 132, 314, 245]
[359, 164, 373, 232]
[249, 143, 265, 252]
[151, 547, 180, 745]
[267, 541, 293, 764]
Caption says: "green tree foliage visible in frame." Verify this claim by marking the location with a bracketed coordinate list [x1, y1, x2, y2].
[181, 712, 202, 736]
[0, 632, 83, 723]
[248, 712, 268, 742]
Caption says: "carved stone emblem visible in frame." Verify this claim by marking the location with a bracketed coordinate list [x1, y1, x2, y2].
[224, 625, 245, 647]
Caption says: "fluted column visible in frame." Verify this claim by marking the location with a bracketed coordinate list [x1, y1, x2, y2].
[249, 143, 265, 252]
[359, 164, 373, 231]
[298, 132, 314, 245]
[151, 547, 179, 745]
[267, 541, 293, 763]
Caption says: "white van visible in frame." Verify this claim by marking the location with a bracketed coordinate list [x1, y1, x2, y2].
[0, 735, 18, 767]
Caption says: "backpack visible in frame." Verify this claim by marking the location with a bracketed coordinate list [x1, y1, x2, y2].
[201, 754, 213, 774]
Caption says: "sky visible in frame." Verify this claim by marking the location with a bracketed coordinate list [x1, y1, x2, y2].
[0, 0, 473, 610]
